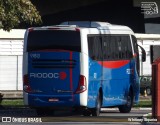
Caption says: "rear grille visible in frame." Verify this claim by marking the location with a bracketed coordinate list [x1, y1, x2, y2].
[32, 59, 76, 69]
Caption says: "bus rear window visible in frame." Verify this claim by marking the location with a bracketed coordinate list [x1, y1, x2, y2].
[27, 30, 81, 52]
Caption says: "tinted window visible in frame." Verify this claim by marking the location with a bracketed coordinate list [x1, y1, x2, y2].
[131, 35, 138, 54]
[132, 35, 140, 75]
[27, 30, 81, 52]
[103, 35, 133, 60]
[88, 35, 102, 60]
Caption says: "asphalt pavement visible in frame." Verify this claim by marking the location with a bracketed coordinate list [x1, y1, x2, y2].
[0, 94, 158, 124]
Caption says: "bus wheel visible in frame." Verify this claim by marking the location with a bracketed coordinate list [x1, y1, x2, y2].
[91, 93, 101, 116]
[118, 91, 133, 113]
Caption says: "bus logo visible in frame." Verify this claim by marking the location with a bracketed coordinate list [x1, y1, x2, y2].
[59, 72, 67, 80]
[30, 72, 67, 80]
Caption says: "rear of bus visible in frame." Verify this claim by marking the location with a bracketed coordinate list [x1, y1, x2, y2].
[23, 27, 87, 109]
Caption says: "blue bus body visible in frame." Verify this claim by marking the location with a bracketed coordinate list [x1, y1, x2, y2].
[23, 22, 145, 116]
[27, 51, 81, 107]
[88, 58, 139, 108]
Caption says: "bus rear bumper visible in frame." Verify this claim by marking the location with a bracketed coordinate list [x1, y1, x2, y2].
[24, 92, 80, 108]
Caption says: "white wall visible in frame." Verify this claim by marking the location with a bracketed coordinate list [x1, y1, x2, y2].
[0, 29, 25, 90]
[136, 34, 160, 76]
[0, 56, 22, 90]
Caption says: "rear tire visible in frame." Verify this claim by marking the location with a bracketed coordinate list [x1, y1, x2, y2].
[91, 93, 101, 116]
[118, 90, 133, 113]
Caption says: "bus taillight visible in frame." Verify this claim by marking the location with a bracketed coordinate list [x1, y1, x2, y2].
[23, 74, 32, 93]
[28, 28, 34, 32]
[75, 28, 80, 32]
[75, 75, 87, 94]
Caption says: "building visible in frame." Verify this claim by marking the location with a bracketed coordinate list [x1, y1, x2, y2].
[136, 34, 160, 75]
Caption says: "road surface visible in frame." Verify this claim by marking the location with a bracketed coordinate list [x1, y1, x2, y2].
[0, 107, 154, 124]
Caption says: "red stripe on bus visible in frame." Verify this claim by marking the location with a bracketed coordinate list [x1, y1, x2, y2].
[69, 52, 74, 101]
[98, 60, 130, 69]
[34, 49, 72, 52]
[70, 52, 73, 90]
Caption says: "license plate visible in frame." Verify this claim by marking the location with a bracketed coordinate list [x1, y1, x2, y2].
[49, 98, 59, 102]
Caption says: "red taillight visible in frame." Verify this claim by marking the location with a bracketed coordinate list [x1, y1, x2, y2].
[23, 74, 29, 84]
[23, 74, 32, 93]
[28, 28, 34, 32]
[75, 75, 87, 94]
[75, 28, 80, 32]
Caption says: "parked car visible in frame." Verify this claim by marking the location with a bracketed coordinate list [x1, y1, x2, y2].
[140, 76, 152, 95]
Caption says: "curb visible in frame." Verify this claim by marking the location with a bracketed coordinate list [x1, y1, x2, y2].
[0, 91, 23, 99]
[101, 108, 152, 111]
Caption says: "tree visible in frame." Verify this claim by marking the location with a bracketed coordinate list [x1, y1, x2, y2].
[0, 0, 42, 31]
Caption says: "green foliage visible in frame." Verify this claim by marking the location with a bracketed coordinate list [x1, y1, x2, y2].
[134, 101, 152, 108]
[1, 99, 24, 106]
[0, 0, 42, 31]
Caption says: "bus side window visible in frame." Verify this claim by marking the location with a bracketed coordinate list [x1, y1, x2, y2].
[110, 36, 117, 60]
[117, 38, 123, 59]
[131, 35, 139, 54]
[121, 36, 133, 59]
[88, 35, 102, 61]
[131, 35, 140, 75]
[103, 36, 111, 60]
[103, 35, 132, 61]
[103, 35, 119, 61]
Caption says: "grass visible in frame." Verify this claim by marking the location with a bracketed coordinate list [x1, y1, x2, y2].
[134, 100, 152, 108]
[0, 99, 24, 106]
[0, 99, 152, 108]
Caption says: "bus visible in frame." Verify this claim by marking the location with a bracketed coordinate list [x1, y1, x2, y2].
[23, 21, 146, 116]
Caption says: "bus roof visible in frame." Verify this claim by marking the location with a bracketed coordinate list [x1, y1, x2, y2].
[28, 21, 134, 35]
